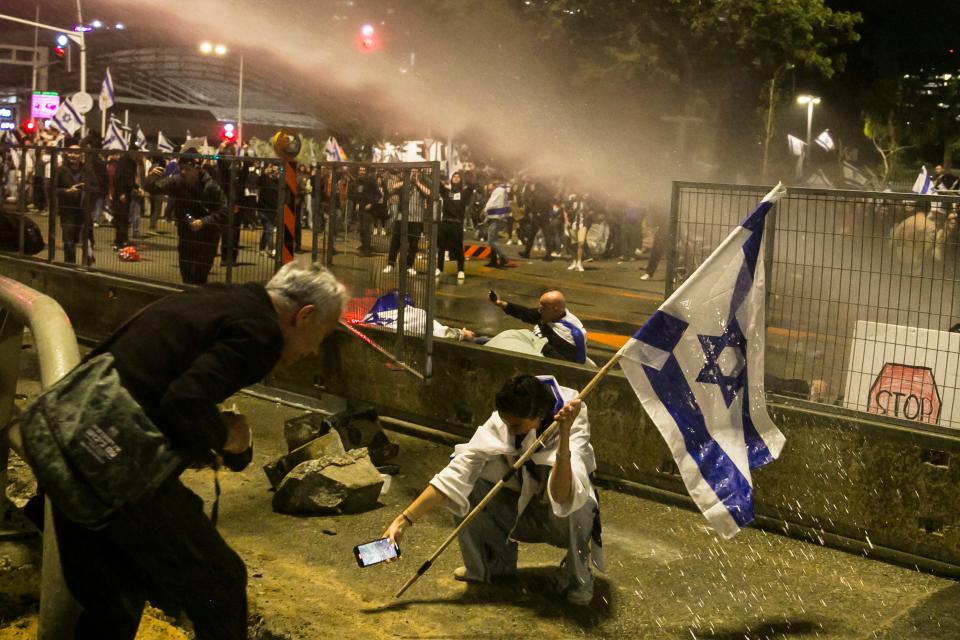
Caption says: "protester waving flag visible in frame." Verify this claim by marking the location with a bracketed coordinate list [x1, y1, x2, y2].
[99, 68, 115, 112]
[618, 183, 788, 539]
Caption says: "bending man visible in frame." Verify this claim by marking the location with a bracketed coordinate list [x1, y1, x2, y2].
[384, 374, 602, 605]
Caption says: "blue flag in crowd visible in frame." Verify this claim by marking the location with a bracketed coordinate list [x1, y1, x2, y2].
[135, 126, 148, 150]
[912, 166, 934, 195]
[618, 183, 788, 539]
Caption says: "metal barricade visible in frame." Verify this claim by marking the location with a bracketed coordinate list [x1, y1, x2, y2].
[671, 181, 960, 431]
[0, 275, 81, 639]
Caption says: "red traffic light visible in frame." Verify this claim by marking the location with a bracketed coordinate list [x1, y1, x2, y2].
[358, 24, 378, 51]
[21, 121, 36, 134]
[221, 123, 237, 142]
[54, 46, 66, 58]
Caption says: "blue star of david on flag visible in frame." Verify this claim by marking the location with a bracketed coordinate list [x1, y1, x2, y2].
[618, 183, 787, 539]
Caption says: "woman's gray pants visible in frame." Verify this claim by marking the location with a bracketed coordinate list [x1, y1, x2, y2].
[456, 479, 595, 593]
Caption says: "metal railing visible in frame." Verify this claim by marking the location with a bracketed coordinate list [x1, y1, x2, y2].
[0, 274, 81, 639]
[671, 182, 960, 432]
[0, 144, 443, 379]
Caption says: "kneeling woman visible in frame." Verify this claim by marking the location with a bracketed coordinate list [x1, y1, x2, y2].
[384, 374, 603, 605]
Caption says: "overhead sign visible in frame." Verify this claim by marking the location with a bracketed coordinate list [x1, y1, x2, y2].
[31, 91, 60, 119]
[844, 321, 960, 428]
[0, 106, 15, 131]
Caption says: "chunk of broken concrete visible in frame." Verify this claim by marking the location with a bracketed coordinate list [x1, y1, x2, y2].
[283, 412, 331, 452]
[272, 448, 384, 515]
[263, 431, 345, 490]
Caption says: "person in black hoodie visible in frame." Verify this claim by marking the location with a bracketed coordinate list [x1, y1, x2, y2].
[437, 171, 472, 279]
[106, 150, 139, 250]
[145, 149, 228, 284]
[47, 261, 348, 640]
[55, 145, 87, 264]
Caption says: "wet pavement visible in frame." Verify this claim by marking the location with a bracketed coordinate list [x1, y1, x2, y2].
[178, 391, 959, 640]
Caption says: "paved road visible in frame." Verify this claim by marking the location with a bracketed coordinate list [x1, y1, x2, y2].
[175, 391, 958, 640]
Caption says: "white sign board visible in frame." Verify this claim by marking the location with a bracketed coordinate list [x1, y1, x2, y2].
[844, 320, 960, 429]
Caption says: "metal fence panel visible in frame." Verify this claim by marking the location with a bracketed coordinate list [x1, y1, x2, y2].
[672, 182, 960, 432]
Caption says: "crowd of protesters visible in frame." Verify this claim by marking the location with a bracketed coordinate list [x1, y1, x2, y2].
[0, 128, 667, 285]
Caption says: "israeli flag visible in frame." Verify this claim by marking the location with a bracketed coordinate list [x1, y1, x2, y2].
[157, 131, 175, 153]
[815, 129, 835, 152]
[618, 183, 788, 539]
[323, 136, 346, 161]
[102, 119, 127, 151]
[842, 161, 870, 188]
[786, 134, 805, 157]
[912, 166, 934, 195]
[50, 99, 84, 136]
[135, 126, 148, 150]
[99, 68, 115, 112]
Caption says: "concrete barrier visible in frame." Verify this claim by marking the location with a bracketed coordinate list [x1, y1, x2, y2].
[4, 255, 960, 575]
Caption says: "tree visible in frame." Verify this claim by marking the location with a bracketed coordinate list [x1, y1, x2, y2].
[861, 78, 912, 186]
[520, 0, 862, 175]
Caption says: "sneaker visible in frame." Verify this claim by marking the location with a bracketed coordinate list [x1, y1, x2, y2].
[406, 268, 417, 276]
[453, 566, 484, 584]
[435, 268, 441, 277]
[640, 273, 651, 280]
[575, 262, 584, 272]
[567, 261, 578, 270]
[457, 270, 465, 281]
[383, 265, 394, 274]
[565, 581, 594, 606]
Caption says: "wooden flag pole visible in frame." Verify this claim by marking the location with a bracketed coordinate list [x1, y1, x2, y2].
[394, 351, 623, 598]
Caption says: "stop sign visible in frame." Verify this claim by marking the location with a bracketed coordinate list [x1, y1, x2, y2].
[867, 363, 941, 424]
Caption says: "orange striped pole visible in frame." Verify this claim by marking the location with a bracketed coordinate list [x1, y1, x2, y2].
[282, 160, 297, 263]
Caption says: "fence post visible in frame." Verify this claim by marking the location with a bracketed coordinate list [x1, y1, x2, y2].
[324, 165, 337, 266]
[47, 151, 59, 262]
[665, 181, 681, 298]
[395, 169, 410, 357]
[224, 157, 238, 283]
[422, 163, 441, 382]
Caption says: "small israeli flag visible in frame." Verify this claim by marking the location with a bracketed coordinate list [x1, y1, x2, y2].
[51, 99, 84, 135]
[99, 67, 115, 111]
[102, 119, 127, 151]
[814, 129, 835, 152]
[135, 126, 148, 150]
[323, 136, 347, 161]
[157, 131, 175, 153]
[618, 184, 788, 539]
[912, 166, 934, 195]
[786, 134, 806, 157]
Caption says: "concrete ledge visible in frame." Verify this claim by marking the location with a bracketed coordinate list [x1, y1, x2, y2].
[3, 255, 959, 575]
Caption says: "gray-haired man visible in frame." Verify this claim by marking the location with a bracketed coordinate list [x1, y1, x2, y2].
[47, 261, 347, 640]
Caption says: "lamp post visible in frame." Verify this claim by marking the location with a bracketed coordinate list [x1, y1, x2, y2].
[796, 94, 820, 175]
[199, 41, 243, 148]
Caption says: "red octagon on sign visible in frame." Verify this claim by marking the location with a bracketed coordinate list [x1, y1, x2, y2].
[867, 363, 941, 424]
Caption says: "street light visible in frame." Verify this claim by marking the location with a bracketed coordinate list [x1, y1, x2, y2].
[796, 94, 821, 175]
[198, 41, 244, 149]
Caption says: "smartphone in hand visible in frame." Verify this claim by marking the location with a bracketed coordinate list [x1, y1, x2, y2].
[354, 537, 400, 568]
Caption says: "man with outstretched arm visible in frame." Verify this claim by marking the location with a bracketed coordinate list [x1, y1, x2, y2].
[384, 374, 603, 605]
[489, 289, 588, 364]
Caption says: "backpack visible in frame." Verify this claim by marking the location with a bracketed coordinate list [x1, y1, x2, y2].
[0, 211, 45, 255]
[19, 353, 183, 527]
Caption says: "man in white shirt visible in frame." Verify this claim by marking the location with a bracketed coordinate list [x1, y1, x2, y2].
[384, 374, 602, 605]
